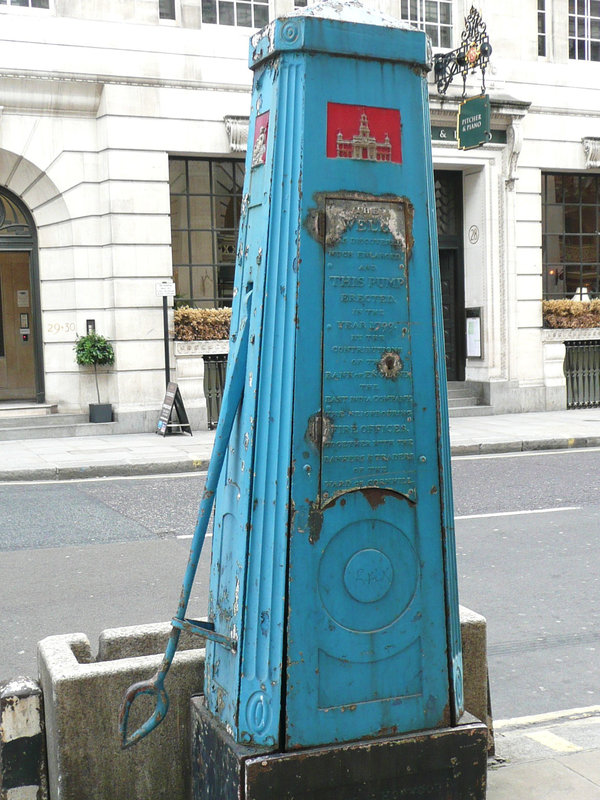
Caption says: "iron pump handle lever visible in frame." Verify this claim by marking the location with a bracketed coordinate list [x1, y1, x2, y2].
[119, 295, 252, 749]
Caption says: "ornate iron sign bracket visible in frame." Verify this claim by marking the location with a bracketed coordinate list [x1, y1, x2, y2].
[433, 6, 492, 96]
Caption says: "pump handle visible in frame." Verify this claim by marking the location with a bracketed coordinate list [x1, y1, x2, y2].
[118, 298, 251, 748]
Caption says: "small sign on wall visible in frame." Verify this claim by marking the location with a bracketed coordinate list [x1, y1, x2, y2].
[155, 280, 176, 297]
[466, 307, 483, 359]
[17, 290, 29, 307]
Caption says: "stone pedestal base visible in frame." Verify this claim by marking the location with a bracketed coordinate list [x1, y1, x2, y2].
[191, 696, 487, 800]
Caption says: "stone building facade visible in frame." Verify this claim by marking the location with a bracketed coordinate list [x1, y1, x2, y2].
[0, 0, 598, 427]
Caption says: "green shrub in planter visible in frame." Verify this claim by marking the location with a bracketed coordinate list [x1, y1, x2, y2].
[74, 332, 115, 406]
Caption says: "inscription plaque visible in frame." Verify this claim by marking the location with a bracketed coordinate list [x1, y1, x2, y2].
[321, 197, 415, 499]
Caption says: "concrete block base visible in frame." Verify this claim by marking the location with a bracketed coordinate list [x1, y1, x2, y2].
[460, 605, 494, 752]
[30, 607, 490, 800]
[38, 623, 205, 800]
[191, 697, 488, 800]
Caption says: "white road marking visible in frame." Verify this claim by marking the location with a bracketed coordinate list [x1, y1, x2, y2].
[453, 446, 600, 461]
[0, 471, 207, 486]
[177, 533, 212, 540]
[455, 506, 580, 520]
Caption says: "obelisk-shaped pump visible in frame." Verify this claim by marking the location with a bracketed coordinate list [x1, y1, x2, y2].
[203, 0, 465, 752]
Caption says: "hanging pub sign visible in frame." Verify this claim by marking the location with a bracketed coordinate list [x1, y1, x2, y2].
[457, 94, 491, 150]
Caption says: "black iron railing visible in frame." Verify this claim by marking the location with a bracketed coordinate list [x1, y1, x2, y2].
[564, 340, 600, 408]
[203, 354, 228, 429]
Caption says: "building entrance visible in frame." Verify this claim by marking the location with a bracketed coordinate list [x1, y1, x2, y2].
[0, 252, 35, 399]
[434, 170, 465, 382]
[0, 190, 41, 402]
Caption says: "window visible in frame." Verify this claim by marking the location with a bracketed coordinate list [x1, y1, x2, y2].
[169, 158, 245, 308]
[538, 0, 547, 56]
[400, 0, 452, 48]
[0, 0, 49, 7]
[159, 0, 176, 20]
[201, 0, 268, 27]
[569, 0, 600, 61]
[543, 173, 600, 299]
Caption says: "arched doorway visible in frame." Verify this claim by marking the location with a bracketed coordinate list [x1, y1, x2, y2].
[0, 189, 43, 402]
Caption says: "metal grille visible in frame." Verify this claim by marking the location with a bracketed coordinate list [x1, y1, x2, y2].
[564, 340, 600, 408]
[203, 354, 228, 428]
[435, 173, 459, 237]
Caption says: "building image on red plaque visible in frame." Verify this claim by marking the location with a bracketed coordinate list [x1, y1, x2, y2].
[251, 111, 269, 167]
[327, 103, 401, 163]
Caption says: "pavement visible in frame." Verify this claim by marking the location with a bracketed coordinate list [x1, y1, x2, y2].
[1, 407, 600, 482]
[3, 405, 600, 797]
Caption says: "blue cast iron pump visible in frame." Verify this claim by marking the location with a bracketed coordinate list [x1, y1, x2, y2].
[120, 0, 465, 757]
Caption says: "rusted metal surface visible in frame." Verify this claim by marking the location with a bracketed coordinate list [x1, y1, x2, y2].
[192, 696, 487, 800]
[306, 411, 334, 447]
[306, 190, 415, 256]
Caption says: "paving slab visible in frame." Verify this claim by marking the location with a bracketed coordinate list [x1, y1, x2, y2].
[487, 758, 600, 799]
[490, 708, 600, 799]
[557, 750, 600, 784]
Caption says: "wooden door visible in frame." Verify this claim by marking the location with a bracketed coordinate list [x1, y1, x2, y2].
[0, 252, 36, 400]
[439, 248, 462, 381]
[434, 171, 465, 382]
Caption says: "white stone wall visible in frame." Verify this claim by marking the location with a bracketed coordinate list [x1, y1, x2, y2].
[428, 0, 600, 411]
[0, 7, 251, 421]
[1, 0, 600, 418]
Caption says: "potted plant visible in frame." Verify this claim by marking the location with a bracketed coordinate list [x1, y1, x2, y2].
[74, 331, 115, 422]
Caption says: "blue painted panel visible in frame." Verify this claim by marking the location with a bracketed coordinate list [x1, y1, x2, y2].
[286, 200, 450, 747]
[285, 37, 457, 747]
[204, 61, 278, 736]
[205, 4, 463, 750]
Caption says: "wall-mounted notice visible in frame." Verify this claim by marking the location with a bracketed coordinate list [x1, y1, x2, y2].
[466, 308, 483, 358]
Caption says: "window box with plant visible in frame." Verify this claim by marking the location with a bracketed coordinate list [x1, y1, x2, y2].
[542, 299, 600, 329]
[173, 306, 232, 341]
[74, 331, 116, 423]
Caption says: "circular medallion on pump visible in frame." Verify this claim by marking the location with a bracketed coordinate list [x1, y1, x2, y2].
[343, 548, 393, 604]
[318, 518, 419, 633]
[281, 20, 300, 43]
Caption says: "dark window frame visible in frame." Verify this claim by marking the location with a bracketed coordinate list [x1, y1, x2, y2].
[569, 0, 600, 61]
[538, 0, 547, 57]
[200, 0, 269, 28]
[169, 156, 245, 309]
[399, 0, 453, 48]
[542, 172, 600, 300]
[0, 0, 50, 8]
[159, 0, 176, 20]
